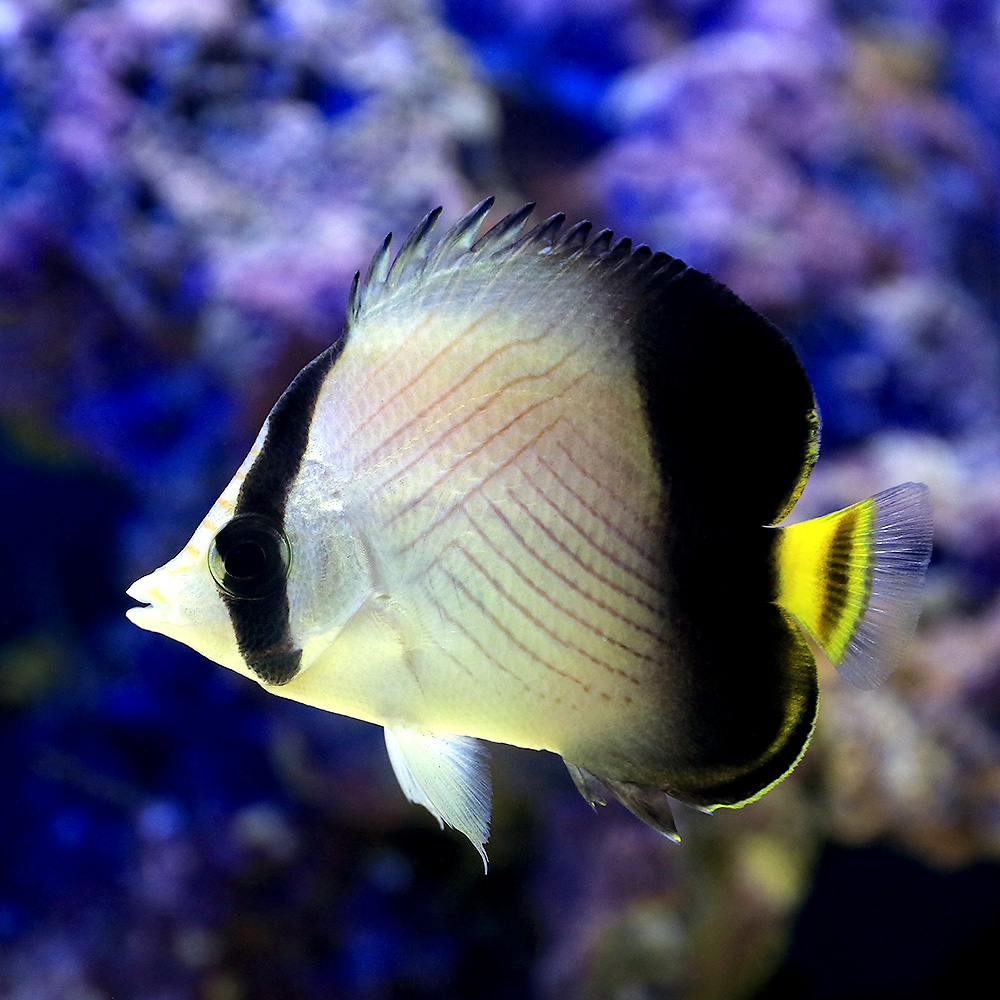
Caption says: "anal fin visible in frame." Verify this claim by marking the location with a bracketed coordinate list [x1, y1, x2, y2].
[565, 761, 607, 808]
[604, 779, 681, 842]
[384, 727, 492, 870]
[564, 761, 681, 842]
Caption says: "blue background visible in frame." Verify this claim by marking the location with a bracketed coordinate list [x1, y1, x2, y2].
[1, 1, 998, 997]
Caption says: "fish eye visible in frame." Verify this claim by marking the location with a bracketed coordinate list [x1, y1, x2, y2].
[208, 514, 291, 600]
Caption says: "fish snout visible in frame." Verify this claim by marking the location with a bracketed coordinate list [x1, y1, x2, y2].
[125, 569, 184, 631]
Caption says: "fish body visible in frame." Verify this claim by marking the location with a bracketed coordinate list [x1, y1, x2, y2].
[127, 200, 933, 864]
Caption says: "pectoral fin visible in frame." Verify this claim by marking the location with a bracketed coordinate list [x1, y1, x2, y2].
[384, 727, 492, 869]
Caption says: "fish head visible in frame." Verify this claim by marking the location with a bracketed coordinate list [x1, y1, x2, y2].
[126, 528, 244, 672]
[126, 464, 375, 688]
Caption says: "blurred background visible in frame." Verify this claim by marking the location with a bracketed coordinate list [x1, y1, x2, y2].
[1, 0, 999, 997]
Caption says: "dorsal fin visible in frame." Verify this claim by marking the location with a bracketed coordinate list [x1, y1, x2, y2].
[347, 199, 537, 327]
[346, 202, 690, 332]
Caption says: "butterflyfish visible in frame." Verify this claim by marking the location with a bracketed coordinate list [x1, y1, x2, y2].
[126, 199, 933, 867]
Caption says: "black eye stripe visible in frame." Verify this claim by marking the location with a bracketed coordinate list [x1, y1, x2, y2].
[220, 339, 344, 685]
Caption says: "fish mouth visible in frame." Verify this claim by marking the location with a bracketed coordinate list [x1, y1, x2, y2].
[125, 572, 171, 630]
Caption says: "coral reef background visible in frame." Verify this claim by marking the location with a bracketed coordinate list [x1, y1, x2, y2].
[1, 1, 998, 998]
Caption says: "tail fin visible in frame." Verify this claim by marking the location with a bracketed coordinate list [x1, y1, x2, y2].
[775, 483, 933, 689]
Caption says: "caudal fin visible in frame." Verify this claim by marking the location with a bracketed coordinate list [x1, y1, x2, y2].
[775, 483, 933, 689]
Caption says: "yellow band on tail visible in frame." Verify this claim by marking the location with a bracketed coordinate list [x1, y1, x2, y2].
[775, 483, 933, 689]
[776, 497, 876, 663]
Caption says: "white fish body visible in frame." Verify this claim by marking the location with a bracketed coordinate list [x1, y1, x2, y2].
[127, 201, 933, 865]
[285, 274, 664, 744]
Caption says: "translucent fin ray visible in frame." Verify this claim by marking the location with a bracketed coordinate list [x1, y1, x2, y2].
[776, 482, 933, 688]
[564, 761, 680, 842]
[603, 779, 681, 842]
[836, 483, 934, 687]
[345, 269, 362, 324]
[384, 727, 492, 870]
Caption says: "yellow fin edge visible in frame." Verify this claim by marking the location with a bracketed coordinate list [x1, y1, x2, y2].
[708, 606, 819, 811]
[775, 483, 933, 689]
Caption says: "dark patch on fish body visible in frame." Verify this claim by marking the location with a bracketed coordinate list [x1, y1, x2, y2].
[630, 266, 817, 529]
[625, 264, 819, 806]
[225, 338, 346, 685]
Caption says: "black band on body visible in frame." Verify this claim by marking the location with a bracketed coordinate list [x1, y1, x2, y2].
[224, 337, 345, 684]
[628, 264, 819, 803]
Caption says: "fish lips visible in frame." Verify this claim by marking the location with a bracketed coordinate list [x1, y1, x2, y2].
[125, 570, 187, 632]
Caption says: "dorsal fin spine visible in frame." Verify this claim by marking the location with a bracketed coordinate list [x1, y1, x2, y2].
[383, 206, 442, 294]
[345, 270, 361, 324]
[424, 197, 495, 274]
[347, 201, 694, 329]
[586, 229, 614, 256]
[351, 232, 393, 323]
[366, 232, 392, 287]
[518, 212, 566, 251]
[472, 201, 535, 255]
[599, 237, 633, 269]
